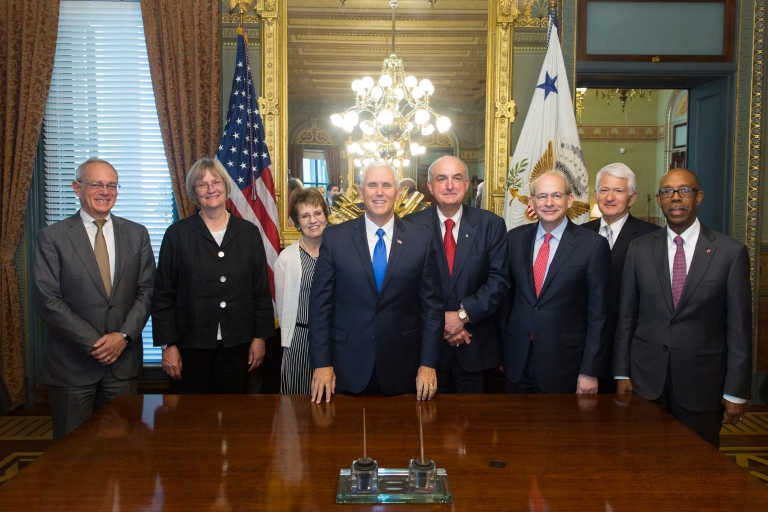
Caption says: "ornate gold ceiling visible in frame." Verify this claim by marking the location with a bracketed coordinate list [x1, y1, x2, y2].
[287, 0, 489, 116]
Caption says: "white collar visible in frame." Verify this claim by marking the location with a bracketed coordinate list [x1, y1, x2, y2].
[436, 205, 463, 227]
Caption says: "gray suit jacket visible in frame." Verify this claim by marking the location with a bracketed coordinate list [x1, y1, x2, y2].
[613, 223, 752, 411]
[34, 211, 156, 387]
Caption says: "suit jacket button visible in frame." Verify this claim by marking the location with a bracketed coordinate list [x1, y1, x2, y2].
[670, 320, 676, 326]
[218, 251, 225, 258]
[108, 305, 114, 310]
[370, 336, 375, 342]
[220, 301, 227, 308]
[663, 346, 669, 351]
[534, 307, 538, 312]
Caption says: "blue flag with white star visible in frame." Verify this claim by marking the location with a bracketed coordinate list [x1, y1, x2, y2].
[503, 13, 589, 229]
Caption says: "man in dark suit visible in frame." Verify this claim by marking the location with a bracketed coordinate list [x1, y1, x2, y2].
[582, 163, 660, 392]
[34, 158, 155, 441]
[614, 168, 751, 447]
[505, 170, 611, 394]
[404, 156, 510, 393]
[308, 162, 444, 402]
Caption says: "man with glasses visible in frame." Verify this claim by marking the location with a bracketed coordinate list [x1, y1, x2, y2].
[504, 170, 611, 394]
[405, 156, 510, 393]
[613, 168, 751, 447]
[582, 163, 660, 392]
[34, 158, 155, 441]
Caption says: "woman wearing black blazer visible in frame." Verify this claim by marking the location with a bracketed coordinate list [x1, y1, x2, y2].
[152, 158, 275, 393]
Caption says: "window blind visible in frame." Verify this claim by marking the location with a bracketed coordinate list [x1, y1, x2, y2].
[44, 1, 173, 364]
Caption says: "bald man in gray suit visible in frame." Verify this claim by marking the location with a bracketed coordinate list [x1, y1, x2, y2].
[34, 158, 155, 441]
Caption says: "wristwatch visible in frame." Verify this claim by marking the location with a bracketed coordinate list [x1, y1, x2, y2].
[119, 332, 133, 347]
[457, 308, 469, 324]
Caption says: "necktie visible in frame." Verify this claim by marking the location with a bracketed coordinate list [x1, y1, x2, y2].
[444, 219, 456, 276]
[372, 228, 387, 292]
[671, 235, 686, 309]
[533, 233, 553, 298]
[604, 225, 614, 248]
[94, 219, 112, 296]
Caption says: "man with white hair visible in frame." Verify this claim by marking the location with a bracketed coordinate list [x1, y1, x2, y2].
[308, 162, 444, 402]
[582, 163, 660, 392]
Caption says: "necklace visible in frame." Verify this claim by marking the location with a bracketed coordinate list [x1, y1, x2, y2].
[300, 236, 319, 259]
[200, 210, 229, 231]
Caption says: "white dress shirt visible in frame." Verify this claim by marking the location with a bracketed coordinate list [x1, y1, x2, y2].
[599, 212, 630, 248]
[436, 205, 462, 241]
[364, 214, 395, 261]
[79, 209, 115, 284]
[533, 217, 568, 283]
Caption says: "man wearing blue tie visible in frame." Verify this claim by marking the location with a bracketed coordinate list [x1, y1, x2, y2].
[308, 162, 444, 402]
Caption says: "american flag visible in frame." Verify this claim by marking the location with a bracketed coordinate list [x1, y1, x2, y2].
[217, 26, 280, 302]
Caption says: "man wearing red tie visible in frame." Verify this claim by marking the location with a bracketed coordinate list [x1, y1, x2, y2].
[503, 170, 611, 394]
[405, 156, 510, 393]
[613, 169, 751, 447]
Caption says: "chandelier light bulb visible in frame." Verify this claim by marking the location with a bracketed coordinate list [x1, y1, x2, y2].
[378, 109, 394, 125]
[344, 111, 359, 126]
[393, 158, 401, 167]
[419, 79, 434, 95]
[410, 142, 420, 154]
[404, 75, 417, 88]
[403, 159, 410, 167]
[436, 116, 452, 133]
[379, 75, 393, 88]
[348, 142, 361, 154]
[393, 141, 401, 150]
[396, 149, 404, 156]
[352, 79, 362, 92]
[361, 76, 374, 90]
[363, 157, 372, 166]
[331, 114, 343, 127]
[354, 159, 362, 167]
[360, 121, 375, 135]
[415, 109, 430, 125]
[371, 86, 383, 100]
[412, 86, 424, 99]
[421, 123, 435, 136]
[343, 123, 354, 133]
[394, 87, 405, 100]
[406, 122, 414, 131]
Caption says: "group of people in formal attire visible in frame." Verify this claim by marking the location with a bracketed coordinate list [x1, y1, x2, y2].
[34, 155, 751, 449]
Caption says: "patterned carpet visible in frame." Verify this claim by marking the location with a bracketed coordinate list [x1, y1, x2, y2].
[1, 405, 767, 487]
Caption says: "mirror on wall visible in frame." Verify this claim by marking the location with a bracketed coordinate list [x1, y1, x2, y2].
[285, 0, 488, 216]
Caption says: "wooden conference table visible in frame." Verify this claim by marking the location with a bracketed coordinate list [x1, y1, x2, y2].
[0, 394, 766, 511]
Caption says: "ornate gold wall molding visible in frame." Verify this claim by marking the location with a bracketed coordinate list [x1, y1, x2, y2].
[485, 1, 518, 214]
[420, 132, 453, 147]
[578, 124, 666, 142]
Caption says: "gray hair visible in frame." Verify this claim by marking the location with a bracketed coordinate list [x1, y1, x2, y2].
[361, 161, 398, 185]
[75, 158, 118, 182]
[529, 170, 573, 196]
[185, 158, 233, 207]
[427, 155, 468, 182]
[595, 162, 637, 195]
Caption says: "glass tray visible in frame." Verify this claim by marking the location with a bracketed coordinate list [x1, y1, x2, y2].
[336, 467, 451, 504]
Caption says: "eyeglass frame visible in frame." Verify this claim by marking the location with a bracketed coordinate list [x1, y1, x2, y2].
[657, 187, 698, 199]
[77, 180, 121, 192]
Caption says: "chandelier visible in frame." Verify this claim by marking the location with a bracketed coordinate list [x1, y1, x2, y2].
[330, 0, 451, 170]
[600, 88, 652, 112]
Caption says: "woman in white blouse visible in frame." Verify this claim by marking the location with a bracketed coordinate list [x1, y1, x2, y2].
[275, 187, 329, 394]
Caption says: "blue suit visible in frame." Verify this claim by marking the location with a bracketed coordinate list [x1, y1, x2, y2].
[308, 216, 444, 394]
[504, 219, 611, 393]
[404, 205, 510, 389]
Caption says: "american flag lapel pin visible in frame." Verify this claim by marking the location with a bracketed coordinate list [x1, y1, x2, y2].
[706, 248, 711, 253]
[397, 239, 402, 244]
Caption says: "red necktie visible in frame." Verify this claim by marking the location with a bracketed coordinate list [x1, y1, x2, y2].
[533, 233, 553, 298]
[444, 219, 456, 276]
[671, 235, 686, 309]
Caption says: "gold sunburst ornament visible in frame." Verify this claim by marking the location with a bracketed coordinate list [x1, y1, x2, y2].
[327, 184, 429, 225]
[508, 140, 590, 222]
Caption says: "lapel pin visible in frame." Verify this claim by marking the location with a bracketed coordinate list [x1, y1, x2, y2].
[397, 239, 402, 244]
[706, 249, 711, 254]
[465, 234, 469, 238]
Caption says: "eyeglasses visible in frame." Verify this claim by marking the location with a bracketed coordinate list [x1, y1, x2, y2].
[298, 211, 326, 222]
[658, 187, 697, 199]
[195, 180, 224, 190]
[534, 192, 566, 202]
[79, 181, 120, 192]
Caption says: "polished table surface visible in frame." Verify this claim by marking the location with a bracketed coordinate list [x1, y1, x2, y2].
[0, 393, 766, 511]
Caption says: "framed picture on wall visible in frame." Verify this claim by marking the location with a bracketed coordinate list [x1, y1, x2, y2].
[673, 124, 687, 149]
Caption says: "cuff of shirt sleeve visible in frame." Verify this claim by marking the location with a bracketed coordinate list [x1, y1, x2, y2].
[614, 376, 629, 380]
[723, 394, 746, 404]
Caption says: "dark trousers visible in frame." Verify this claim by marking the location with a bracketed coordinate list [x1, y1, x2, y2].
[654, 359, 724, 448]
[337, 365, 407, 396]
[49, 372, 138, 442]
[437, 350, 484, 394]
[169, 342, 251, 394]
[505, 342, 545, 394]
[598, 377, 617, 394]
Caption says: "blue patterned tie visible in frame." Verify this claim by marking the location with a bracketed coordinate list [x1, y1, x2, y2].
[372, 228, 387, 292]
